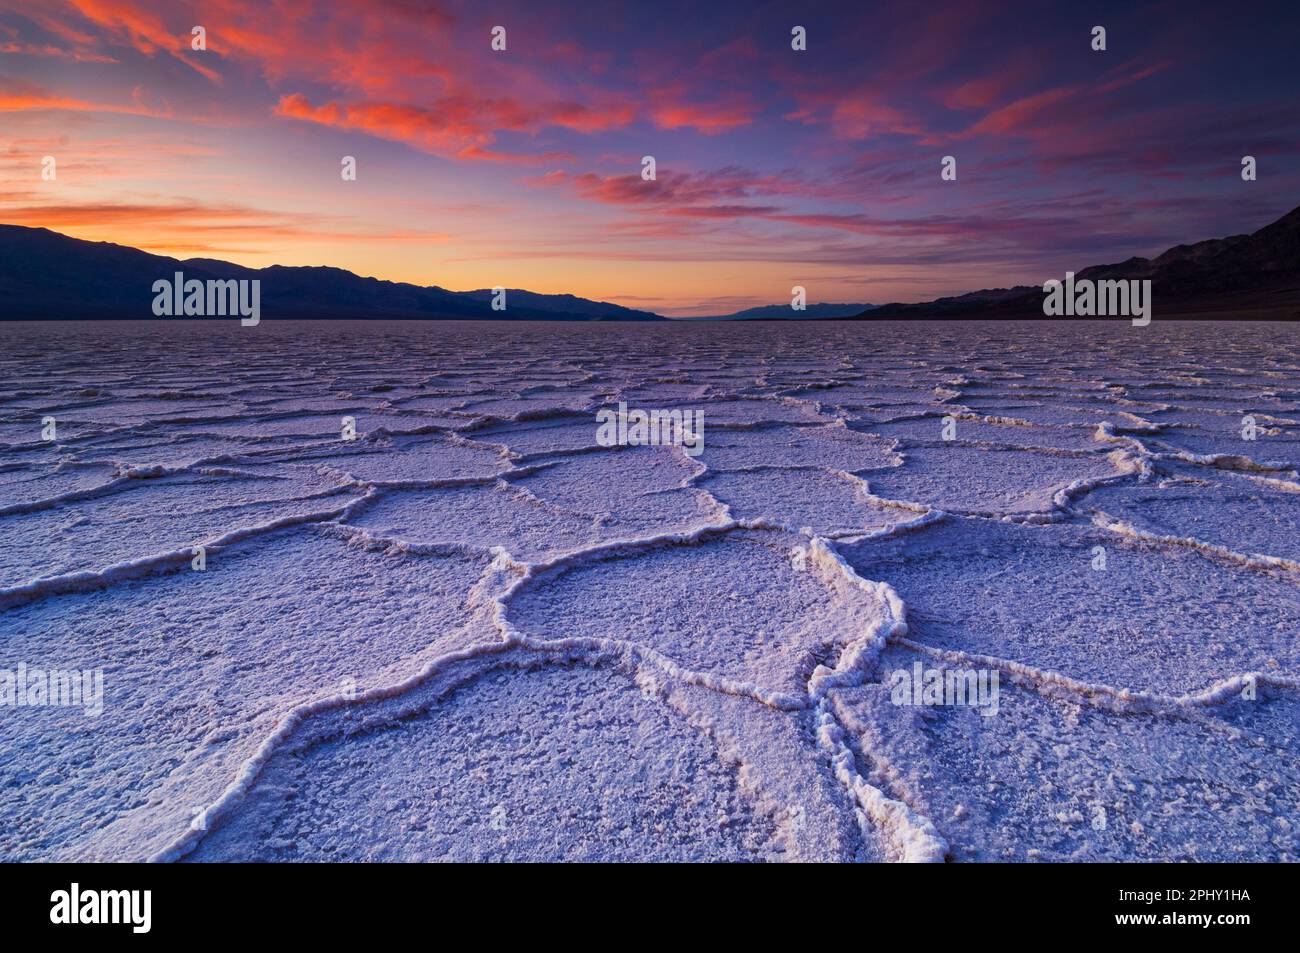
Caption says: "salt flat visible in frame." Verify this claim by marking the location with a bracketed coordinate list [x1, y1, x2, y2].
[0, 319, 1296, 862]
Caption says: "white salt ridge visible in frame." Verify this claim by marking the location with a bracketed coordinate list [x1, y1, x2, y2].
[1092, 513, 1300, 576]
[0, 463, 199, 516]
[0, 488, 375, 609]
[893, 635, 1300, 715]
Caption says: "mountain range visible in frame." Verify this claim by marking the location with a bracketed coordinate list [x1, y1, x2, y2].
[2, 203, 1298, 321]
[852, 203, 1300, 320]
[688, 303, 876, 320]
[0, 225, 662, 321]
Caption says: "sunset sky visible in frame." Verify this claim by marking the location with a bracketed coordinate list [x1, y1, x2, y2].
[2, 0, 1298, 315]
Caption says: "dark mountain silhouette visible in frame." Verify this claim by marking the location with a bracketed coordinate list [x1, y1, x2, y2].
[687, 302, 876, 321]
[0, 225, 665, 321]
[853, 203, 1300, 320]
[4, 204, 1297, 321]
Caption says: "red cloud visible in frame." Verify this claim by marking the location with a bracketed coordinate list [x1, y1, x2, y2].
[942, 56, 1040, 111]
[650, 101, 757, 134]
[0, 77, 161, 115]
[61, 0, 220, 81]
[276, 92, 632, 160]
[532, 168, 762, 208]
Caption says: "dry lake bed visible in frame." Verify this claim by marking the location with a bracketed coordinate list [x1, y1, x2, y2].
[1, 318, 1297, 862]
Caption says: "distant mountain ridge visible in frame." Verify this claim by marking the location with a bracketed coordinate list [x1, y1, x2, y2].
[853, 203, 1300, 320]
[0, 226, 664, 321]
[4, 204, 1298, 321]
[688, 302, 876, 321]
